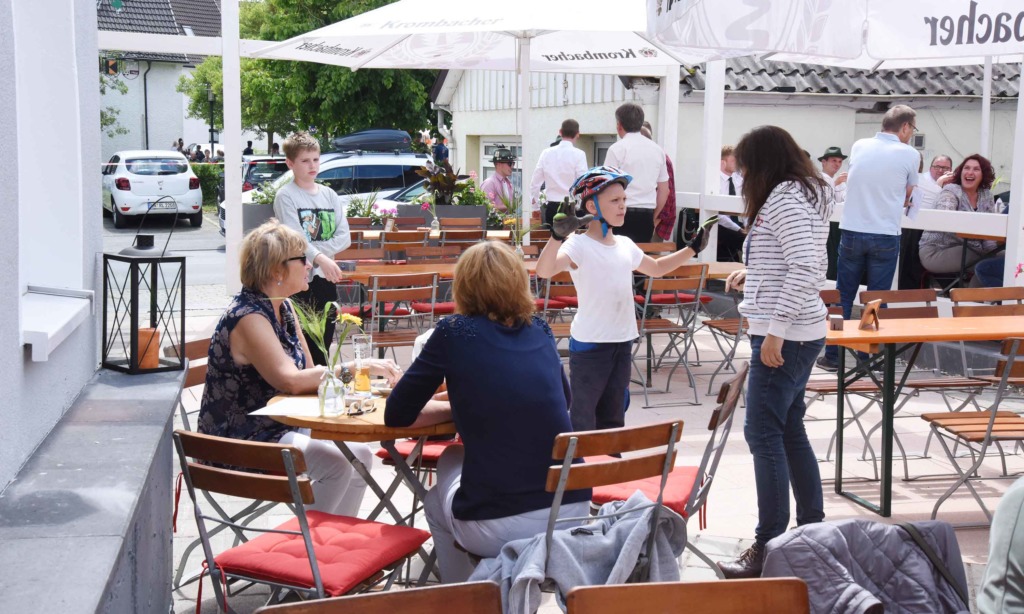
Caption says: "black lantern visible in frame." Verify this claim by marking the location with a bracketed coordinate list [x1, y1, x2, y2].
[102, 229, 186, 374]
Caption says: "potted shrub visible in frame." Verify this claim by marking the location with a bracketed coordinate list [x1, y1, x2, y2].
[396, 160, 488, 226]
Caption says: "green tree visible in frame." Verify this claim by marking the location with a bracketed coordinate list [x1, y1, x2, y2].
[99, 69, 130, 138]
[176, 0, 436, 144]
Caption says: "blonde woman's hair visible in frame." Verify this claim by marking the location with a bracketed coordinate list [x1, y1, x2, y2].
[282, 131, 320, 161]
[453, 241, 535, 325]
[239, 219, 307, 289]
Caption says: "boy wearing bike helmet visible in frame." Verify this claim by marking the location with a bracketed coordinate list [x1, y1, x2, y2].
[536, 166, 711, 431]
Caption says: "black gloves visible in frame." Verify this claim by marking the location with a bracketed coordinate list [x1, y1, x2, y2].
[550, 198, 594, 241]
[685, 214, 719, 254]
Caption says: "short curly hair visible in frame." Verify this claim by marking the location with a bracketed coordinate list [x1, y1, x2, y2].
[239, 219, 307, 290]
[453, 241, 535, 325]
[282, 131, 320, 161]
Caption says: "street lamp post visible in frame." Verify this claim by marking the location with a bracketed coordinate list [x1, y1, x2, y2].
[207, 85, 216, 153]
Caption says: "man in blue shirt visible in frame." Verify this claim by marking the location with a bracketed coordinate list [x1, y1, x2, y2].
[818, 105, 919, 371]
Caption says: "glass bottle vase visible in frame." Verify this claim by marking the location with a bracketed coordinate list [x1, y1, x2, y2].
[317, 370, 345, 417]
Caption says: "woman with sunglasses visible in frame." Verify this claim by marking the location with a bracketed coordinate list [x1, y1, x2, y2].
[197, 219, 401, 517]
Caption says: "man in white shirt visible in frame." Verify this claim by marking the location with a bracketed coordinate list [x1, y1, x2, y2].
[717, 146, 746, 262]
[531, 119, 588, 228]
[818, 105, 919, 371]
[603, 102, 668, 244]
[818, 146, 848, 279]
[914, 154, 952, 210]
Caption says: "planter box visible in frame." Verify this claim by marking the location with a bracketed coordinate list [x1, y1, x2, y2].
[242, 203, 275, 233]
[396, 204, 487, 227]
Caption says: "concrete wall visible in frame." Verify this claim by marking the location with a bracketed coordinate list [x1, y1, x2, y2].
[3, 0, 101, 491]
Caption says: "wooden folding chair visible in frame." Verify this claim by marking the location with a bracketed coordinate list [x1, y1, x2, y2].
[633, 264, 708, 407]
[565, 578, 810, 614]
[379, 230, 429, 263]
[439, 229, 486, 250]
[254, 581, 502, 614]
[174, 430, 430, 610]
[366, 273, 438, 357]
[591, 363, 748, 580]
[393, 216, 426, 229]
[437, 217, 485, 230]
[925, 338, 1024, 524]
[405, 246, 460, 263]
[163, 336, 212, 431]
[540, 271, 578, 323]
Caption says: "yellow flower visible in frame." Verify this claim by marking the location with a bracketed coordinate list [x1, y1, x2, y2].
[338, 313, 363, 327]
[502, 217, 516, 226]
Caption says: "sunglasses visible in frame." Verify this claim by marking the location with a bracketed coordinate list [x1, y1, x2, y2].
[285, 255, 307, 266]
[346, 398, 377, 416]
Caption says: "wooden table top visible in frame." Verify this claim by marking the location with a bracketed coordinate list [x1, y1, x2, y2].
[826, 315, 1024, 347]
[342, 260, 743, 284]
[269, 395, 457, 443]
[955, 232, 1005, 242]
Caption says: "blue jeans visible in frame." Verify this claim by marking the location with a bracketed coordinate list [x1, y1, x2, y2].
[568, 338, 634, 432]
[745, 335, 825, 545]
[973, 256, 1005, 287]
[824, 230, 900, 361]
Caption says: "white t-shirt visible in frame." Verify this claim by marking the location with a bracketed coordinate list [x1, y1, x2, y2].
[603, 132, 668, 209]
[913, 172, 942, 210]
[560, 234, 644, 342]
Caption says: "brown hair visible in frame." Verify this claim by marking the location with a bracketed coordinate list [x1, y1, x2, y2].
[282, 131, 320, 161]
[734, 125, 828, 221]
[614, 102, 645, 133]
[239, 219, 307, 289]
[881, 105, 916, 132]
[453, 242, 535, 325]
[950, 153, 996, 191]
[560, 119, 580, 139]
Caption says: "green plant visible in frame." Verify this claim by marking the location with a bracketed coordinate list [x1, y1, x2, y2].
[189, 163, 223, 206]
[346, 189, 395, 225]
[496, 189, 542, 245]
[415, 159, 460, 205]
[291, 303, 364, 374]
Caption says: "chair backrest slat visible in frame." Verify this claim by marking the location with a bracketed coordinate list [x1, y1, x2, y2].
[546, 451, 677, 492]
[995, 338, 1024, 379]
[253, 581, 503, 614]
[438, 217, 484, 229]
[635, 242, 677, 254]
[860, 289, 939, 320]
[565, 579, 810, 614]
[951, 287, 1024, 304]
[336, 247, 386, 261]
[406, 246, 461, 263]
[371, 273, 437, 287]
[176, 429, 308, 473]
[820, 289, 842, 315]
[187, 462, 313, 504]
[953, 304, 1024, 317]
[551, 421, 682, 459]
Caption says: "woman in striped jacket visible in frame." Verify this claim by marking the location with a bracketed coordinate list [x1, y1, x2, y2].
[717, 125, 835, 579]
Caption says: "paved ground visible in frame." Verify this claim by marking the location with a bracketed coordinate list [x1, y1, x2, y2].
[169, 286, 1016, 613]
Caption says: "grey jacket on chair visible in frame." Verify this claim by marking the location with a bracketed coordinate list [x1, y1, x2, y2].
[469, 491, 688, 614]
[762, 518, 969, 614]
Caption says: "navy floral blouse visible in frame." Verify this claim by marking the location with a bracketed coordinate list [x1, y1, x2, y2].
[197, 287, 306, 443]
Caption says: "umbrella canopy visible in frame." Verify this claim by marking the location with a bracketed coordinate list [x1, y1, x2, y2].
[254, 0, 711, 75]
[651, 0, 1024, 69]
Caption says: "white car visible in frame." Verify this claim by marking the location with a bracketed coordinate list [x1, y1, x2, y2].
[102, 150, 204, 228]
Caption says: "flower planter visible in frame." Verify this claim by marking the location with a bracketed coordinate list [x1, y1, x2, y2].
[242, 203, 275, 234]
[396, 204, 487, 227]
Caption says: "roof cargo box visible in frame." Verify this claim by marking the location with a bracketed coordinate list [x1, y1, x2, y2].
[330, 129, 412, 153]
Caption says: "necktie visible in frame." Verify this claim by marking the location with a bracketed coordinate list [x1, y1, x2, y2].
[728, 176, 736, 196]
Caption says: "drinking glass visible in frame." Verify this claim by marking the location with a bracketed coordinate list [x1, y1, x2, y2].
[350, 334, 373, 393]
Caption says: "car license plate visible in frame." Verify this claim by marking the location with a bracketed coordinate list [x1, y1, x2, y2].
[148, 201, 175, 210]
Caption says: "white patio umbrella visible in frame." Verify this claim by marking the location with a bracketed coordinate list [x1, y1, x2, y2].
[649, 0, 1024, 286]
[251, 0, 732, 234]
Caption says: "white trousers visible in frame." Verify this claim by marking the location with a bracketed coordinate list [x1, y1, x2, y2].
[424, 445, 590, 583]
[279, 430, 372, 518]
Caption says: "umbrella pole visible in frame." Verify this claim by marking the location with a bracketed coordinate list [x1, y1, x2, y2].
[980, 55, 992, 158]
[518, 37, 533, 242]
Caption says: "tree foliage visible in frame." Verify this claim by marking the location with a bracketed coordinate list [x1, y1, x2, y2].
[176, 0, 436, 142]
[99, 69, 130, 138]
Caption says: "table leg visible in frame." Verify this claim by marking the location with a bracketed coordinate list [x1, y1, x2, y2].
[331, 440, 405, 523]
[879, 343, 896, 517]
[834, 346, 846, 493]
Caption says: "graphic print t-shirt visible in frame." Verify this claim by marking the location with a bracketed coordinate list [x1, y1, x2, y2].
[273, 181, 351, 278]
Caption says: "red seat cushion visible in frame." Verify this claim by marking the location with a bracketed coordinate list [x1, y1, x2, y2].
[634, 294, 713, 305]
[214, 511, 430, 597]
[374, 438, 463, 465]
[410, 301, 456, 314]
[534, 298, 568, 311]
[588, 457, 699, 518]
[557, 297, 579, 308]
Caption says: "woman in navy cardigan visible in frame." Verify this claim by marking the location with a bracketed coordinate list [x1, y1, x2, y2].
[385, 241, 591, 583]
